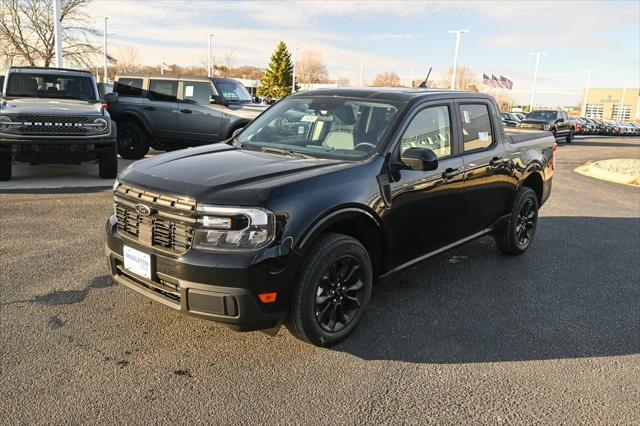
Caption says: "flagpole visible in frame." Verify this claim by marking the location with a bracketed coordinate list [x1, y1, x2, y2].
[529, 52, 546, 110]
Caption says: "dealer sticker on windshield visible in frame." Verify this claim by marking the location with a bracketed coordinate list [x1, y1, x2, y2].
[300, 115, 318, 122]
[123, 245, 151, 280]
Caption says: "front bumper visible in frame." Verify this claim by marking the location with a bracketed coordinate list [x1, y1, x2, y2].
[0, 132, 116, 164]
[105, 215, 299, 331]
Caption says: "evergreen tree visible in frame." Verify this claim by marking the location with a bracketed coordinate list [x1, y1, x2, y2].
[258, 42, 293, 98]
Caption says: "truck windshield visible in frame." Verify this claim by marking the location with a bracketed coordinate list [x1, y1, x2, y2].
[5, 73, 96, 100]
[214, 80, 252, 103]
[237, 96, 401, 161]
[527, 110, 557, 120]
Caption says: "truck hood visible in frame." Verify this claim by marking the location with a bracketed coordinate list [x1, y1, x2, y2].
[224, 102, 268, 120]
[120, 143, 348, 205]
[0, 98, 103, 115]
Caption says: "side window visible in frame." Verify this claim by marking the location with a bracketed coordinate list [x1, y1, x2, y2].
[114, 78, 143, 97]
[459, 104, 493, 152]
[148, 79, 178, 102]
[400, 105, 452, 158]
[182, 82, 213, 105]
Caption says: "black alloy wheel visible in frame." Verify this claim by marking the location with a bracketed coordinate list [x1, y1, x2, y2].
[314, 255, 365, 333]
[515, 198, 537, 247]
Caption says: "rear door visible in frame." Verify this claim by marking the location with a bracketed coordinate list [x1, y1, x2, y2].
[177, 79, 224, 143]
[387, 100, 466, 266]
[457, 100, 515, 235]
[147, 78, 179, 138]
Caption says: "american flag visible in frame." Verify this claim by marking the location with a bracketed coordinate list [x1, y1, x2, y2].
[491, 74, 503, 88]
[482, 73, 494, 87]
[500, 75, 513, 90]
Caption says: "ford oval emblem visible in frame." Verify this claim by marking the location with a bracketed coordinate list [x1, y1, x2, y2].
[135, 203, 151, 216]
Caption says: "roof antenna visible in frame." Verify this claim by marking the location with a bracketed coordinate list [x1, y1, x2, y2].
[417, 67, 432, 88]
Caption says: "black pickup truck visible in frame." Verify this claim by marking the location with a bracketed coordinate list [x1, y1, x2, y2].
[518, 109, 574, 143]
[106, 88, 556, 346]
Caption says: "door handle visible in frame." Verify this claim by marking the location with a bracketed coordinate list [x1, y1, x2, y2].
[180, 109, 192, 114]
[144, 106, 155, 111]
[442, 167, 459, 180]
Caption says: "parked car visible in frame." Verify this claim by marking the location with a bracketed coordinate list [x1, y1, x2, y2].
[518, 109, 574, 143]
[108, 75, 267, 159]
[512, 112, 526, 121]
[105, 88, 556, 346]
[501, 112, 520, 127]
[0, 67, 118, 181]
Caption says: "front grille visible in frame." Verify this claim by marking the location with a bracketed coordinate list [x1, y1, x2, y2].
[114, 183, 196, 254]
[14, 114, 91, 136]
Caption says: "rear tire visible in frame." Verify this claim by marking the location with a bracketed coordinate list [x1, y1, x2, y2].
[0, 155, 11, 181]
[117, 121, 150, 160]
[286, 233, 373, 346]
[99, 146, 118, 179]
[495, 187, 539, 255]
[565, 129, 573, 143]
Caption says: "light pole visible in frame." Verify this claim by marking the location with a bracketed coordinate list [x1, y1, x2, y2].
[160, 57, 166, 75]
[359, 59, 366, 87]
[208, 34, 214, 77]
[103, 17, 109, 83]
[581, 69, 597, 117]
[291, 47, 299, 93]
[53, 0, 63, 67]
[618, 82, 627, 121]
[448, 29, 469, 90]
[529, 52, 546, 110]
[409, 67, 416, 87]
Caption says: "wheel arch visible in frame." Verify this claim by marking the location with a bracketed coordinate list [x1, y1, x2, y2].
[519, 168, 544, 204]
[114, 111, 152, 135]
[296, 207, 387, 280]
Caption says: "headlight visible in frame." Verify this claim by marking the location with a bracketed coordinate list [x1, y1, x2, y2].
[0, 116, 11, 130]
[193, 205, 276, 252]
[543, 124, 552, 130]
[112, 178, 119, 191]
[93, 118, 108, 132]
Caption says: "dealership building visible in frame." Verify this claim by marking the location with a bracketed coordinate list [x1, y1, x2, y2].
[582, 87, 640, 121]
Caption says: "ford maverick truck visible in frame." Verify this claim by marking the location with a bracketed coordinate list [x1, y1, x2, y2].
[106, 88, 555, 346]
[108, 75, 266, 159]
[0, 67, 117, 181]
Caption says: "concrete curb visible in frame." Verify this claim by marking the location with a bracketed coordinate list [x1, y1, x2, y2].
[575, 159, 640, 187]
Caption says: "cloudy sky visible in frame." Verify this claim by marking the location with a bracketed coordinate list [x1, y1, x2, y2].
[90, 0, 639, 105]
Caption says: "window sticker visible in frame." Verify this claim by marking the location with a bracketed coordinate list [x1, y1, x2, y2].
[301, 115, 318, 122]
[463, 110, 471, 124]
[185, 85, 194, 97]
[298, 126, 305, 134]
[479, 131, 489, 141]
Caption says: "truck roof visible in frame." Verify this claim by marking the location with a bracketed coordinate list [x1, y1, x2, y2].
[291, 87, 494, 103]
[9, 66, 94, 75]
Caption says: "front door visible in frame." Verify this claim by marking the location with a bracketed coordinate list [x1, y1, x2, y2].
[177, 80, 224, 143]
[388, 102, 466, 267]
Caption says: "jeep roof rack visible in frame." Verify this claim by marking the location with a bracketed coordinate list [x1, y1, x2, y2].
[9, 66, 93, 74]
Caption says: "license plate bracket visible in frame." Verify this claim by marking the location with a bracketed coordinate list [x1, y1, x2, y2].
[123, 245, 152, 280]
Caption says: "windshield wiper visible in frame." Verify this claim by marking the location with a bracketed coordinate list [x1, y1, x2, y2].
[260, 146, 314, 159]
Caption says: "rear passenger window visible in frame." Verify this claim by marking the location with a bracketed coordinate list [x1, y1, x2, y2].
[460, 104, 493, 152]
[400, 105, 452, 158]
[149, 79, 178, 102]
[114, 78, 143, 97]
[182, 82, 213, 105]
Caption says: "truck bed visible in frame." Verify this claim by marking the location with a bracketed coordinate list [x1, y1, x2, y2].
[504, 127, 554, 145]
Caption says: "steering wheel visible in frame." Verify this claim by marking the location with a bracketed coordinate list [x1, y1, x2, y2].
[354, 142, 376, 152]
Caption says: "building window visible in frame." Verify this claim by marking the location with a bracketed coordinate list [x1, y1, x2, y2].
[585, 104, 604, 119]
[611, 105, 631, 120]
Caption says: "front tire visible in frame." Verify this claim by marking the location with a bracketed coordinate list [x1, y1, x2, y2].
[286, 233, 373, 346]
[99, 146, 118, 179]
[117, 121, 150, 160]
[495, 187, 539, 255]
[0, 154, 11, 181]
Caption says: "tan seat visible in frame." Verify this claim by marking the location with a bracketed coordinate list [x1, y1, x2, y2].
[324, 130, 354, 150]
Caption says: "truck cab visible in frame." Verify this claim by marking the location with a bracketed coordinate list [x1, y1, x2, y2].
[108, 75, 267, 159]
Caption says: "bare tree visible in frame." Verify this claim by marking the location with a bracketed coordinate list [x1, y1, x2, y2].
[440, 67, 479, 92]
[372, 71, 401, 87]
[336, 78, 350, 87]
[296, 50, 328, 84]
[0, 0, 100, 67]
[114, 45, 140, 74]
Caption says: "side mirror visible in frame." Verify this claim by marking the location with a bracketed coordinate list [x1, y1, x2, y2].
[209, 95, 226, 105]
[104, 92, 119, 103]
[400, 147, 438, 171]
[232, 127, 244, 138]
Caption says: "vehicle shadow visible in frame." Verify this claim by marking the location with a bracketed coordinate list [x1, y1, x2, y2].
[336, 216, 640, 363]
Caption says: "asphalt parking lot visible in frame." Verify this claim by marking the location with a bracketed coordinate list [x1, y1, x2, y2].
[1, 136, 639, 424]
